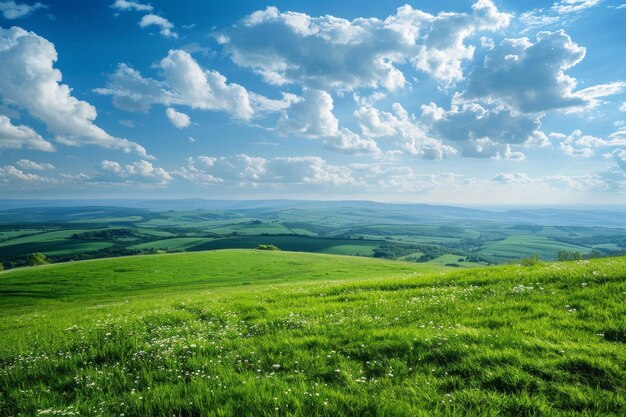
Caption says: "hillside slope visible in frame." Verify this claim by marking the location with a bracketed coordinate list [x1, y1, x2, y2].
[0, 251, 624, 416]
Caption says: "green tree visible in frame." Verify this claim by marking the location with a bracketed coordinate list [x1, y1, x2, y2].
[257, 244, 279, 251]
[520, 254, 541, 266]
[27, 252, 48, 266]
[557, 250, 582, 262]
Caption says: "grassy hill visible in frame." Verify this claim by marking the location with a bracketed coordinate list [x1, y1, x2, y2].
[0, 250, 624, 416]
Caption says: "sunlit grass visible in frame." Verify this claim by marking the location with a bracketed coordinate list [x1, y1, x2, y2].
[0, 251, 624, 416]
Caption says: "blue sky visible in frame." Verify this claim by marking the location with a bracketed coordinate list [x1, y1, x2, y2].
[0, 0, 625, 204]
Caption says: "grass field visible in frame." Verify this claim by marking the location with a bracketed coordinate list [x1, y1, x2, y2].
[189, 236, 384, 256]
[130, 238, 215, 251]
[0, 250, 624, 416]
[477, 235, 592, 260]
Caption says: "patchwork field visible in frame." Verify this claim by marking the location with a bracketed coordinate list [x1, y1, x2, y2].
[1, 204, 625, 270]
[0, 250, 624, 416]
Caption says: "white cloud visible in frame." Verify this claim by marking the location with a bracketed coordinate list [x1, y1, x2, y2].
[275, 88, 380, 155]
[617, 4, 626, 9]
[0, 115, 54, 151]
[375, 168, 467, 193]
[0, 1, 45, 19]
[0, 27, 150, 157]
[165, 107, 190, 129]
[519, 1, 602, 32]
[612, 148, 626, 171]
[16, 159, 54, 170]
[609, 127, 626, 145]
[111, 0, 153, 12]
[99, 159, 173, 185]
[277, 89, 338, 138]
[179, 155, 355, 187]
[0, 165, 52, 183]
[552, 0, 602, 14]
[354, 103, 455, 159]
[619, 102, 626, 112]
[409, 0, 511, 83]
[572, 82, 626, 111]
[555, 129, 606, 157]
[463, 30, 591, 113]
[221, 1, 510, 89]
[96, 50, 254, 120]
[553, 129, 626, 157]
[139, 14, 177, 38]
[492, 172, 533, 184]
[419, 102, 538, 158]
[323, 128, 380, 155]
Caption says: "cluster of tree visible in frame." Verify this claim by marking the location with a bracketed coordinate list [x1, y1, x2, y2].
[256, 244, 280, 251]
[455, 232, 507, 251]
[556, 250, 582, 261]
[27, 252, 48, 266]
[1, 246, 181, 269]
[373, 243, 452, 262]
[70, 228, 138, 240]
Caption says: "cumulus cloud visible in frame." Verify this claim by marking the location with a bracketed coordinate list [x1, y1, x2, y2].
[277, 89, 338, 138]
[552, 129, 626, 157]
[275, 88, 380, 155]
[99, 159, 173, 185]
[0, 1, 45, 19]
[96, 50, 254, 120]
[111, 0, 153, 12]
[460, 30, 624, 116]
[553, 130, 606, 157]
[354, 103, 455, 159]
[492, 172, 533, 184]
[178, 155, 355, 187]
[462, 30, 590, 113]
[323, 128, 380, 155]
[16, 159, 54, 170]
[423, 102, 539, 158]
[619, 102, 626, 112]
[139, 14, 177, 38]
[0, 165, 53, 183]
[165, 107, 190, 129]
[0, 27, 150, 157]
[0, 115, 54, 151]
[220, 1, 510, 89]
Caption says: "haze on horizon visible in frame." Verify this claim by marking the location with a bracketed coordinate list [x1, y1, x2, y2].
[0, 0, 625, 205]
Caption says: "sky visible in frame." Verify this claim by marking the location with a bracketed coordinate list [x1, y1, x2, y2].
[0, 0, 625, 204]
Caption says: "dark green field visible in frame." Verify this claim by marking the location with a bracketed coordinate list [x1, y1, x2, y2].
[0, 250, 624, 416]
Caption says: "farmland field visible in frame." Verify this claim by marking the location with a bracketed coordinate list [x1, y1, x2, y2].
[0, 250, 624, 416]
[1, 202, 625, 269]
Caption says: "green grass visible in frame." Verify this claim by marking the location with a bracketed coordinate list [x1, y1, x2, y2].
[0, 229, 116, 257]
[477, 235, 591, 260]
[207, 222, 294, 235]
[0, 251, 624, 416]
[130, 237, 215, 251]
[189, 236, 384, 256]
[425, 254, 485, 268]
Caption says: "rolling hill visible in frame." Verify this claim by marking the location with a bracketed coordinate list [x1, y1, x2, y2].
[0, 250, 624, 416]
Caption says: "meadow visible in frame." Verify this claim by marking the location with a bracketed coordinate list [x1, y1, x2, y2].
[1, 250, 624, 416]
